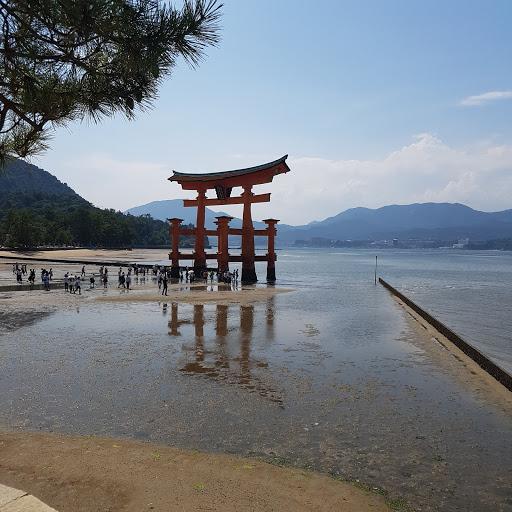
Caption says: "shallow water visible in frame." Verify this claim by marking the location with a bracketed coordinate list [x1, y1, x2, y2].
[0, 249, 511, 511]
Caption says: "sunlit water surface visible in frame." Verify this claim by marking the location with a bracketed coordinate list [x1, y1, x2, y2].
[0, 248, 511, 512]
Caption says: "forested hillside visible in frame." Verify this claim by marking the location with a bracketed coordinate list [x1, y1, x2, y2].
[0, 158, 197, 249]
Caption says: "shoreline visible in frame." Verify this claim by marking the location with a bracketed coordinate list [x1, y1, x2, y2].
[1, 250, 511, 511]
[0, 430, 392, 512]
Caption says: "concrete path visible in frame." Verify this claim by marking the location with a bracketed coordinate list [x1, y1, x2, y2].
[0, 484, 57, 512]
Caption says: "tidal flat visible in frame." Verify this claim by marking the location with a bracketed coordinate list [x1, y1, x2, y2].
[0, 252, 511, 512]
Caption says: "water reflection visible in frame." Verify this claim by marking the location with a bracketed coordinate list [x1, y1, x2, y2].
[168, 300, 282, 406]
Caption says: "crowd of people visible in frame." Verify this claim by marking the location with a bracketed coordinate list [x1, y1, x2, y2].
[12, 262, 53, 290]
[11, 261, 240, 296]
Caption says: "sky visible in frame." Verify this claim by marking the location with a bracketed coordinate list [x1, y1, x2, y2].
[34, 0, 512, 225]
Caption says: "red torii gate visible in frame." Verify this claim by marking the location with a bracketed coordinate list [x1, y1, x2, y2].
[168, 155, 290, 283]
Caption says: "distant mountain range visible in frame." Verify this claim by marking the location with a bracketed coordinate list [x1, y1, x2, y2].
[126, 200, 512, 244]
[125, 199, 265, 229]
[2, 160, 511, 246]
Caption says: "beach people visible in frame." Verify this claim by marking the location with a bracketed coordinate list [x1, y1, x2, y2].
[126, 272, 131, 290]
[43, 272, 50, 291]
[103, 271, 108, 288]
[49, 268, 53, 280]
[90, 274, 95, 289]
[81, 265, 86, 277]
[28, 269, 35, 285]
[64, 272, 69, 291]
[16, 268, 22, 283]
[161, 273, 168, 295]
[74, 275, 81, 295]
[118, 272, 126, 288]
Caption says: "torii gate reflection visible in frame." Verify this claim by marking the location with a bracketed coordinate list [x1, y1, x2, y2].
[168, 300, 281, 405]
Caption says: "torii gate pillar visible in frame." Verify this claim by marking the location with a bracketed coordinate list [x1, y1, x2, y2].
[215, 215, 232, 273]
[194, 188, 207, 274]
[169, 217, 183, 279]
[241, 185, 257, 283]
[264, 219, 278, 282]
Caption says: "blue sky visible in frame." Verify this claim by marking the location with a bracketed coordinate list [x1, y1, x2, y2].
[35, 0, 512, 224]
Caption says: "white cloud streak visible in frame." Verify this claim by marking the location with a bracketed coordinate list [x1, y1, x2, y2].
[43, 135, 512, 226]
[245, 134, 512, 224]
[460, 90, 512, 106]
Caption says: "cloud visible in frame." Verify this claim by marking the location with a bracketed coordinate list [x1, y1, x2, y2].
[42, 153, 183, 211]
[459, 90, 512, 106]
[240, 133, 512, 224]
[39, 136, 512, 226]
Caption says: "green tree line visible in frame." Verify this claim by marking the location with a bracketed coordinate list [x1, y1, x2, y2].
[0, 192, 198, 249]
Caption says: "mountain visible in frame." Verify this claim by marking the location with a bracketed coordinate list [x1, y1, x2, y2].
[0, 158, 87, 203]
[0, 159, 196, 248]
[125, 200, 512, 244]
[277, 203, 512, 243]
[125, 199, 266, 229]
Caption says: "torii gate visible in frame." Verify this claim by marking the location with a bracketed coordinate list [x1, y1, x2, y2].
[168, 155, 290, 283]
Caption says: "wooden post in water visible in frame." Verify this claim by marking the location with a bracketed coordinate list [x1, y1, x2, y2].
[194, 189, 208, 275]
[263, 218, 278, 282]
[169, 218, 183, 279]
[241, 185, 257, 283]
[215, 215, 232, 274]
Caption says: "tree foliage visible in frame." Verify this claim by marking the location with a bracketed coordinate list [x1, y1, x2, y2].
[0, 0, 221, 160]
[0, 191, 201, 248]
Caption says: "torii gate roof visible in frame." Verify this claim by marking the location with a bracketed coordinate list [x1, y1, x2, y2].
[168, 155, 290, 191]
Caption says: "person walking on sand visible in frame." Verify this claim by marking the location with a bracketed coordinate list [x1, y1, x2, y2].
[64, 272, 69, 291]
[161, 273, 168, 296]
[81, 265, 86, 277]
[74, 275, 81, 295]
[90, 274, 95, 289]
[126, 272, 131, 290]
[42, 272, 50, 291]
[103, 271, 108, 288]
[118, 272, 126, 289]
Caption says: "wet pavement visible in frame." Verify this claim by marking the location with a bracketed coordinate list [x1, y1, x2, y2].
[0, 255, 511, 512]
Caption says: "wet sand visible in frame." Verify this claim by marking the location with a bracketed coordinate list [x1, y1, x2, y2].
[95, 285, 293, 305]
[0, 248, 171, 264]
[1, 253, 511, 511]
[0, 431, 390, 512]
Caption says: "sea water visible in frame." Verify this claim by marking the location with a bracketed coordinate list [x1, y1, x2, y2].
[0, 248, 511, 512]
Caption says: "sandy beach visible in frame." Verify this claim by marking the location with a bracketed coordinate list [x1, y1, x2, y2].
[0, 431, 390, 512]
[1, 250, 511, 511]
